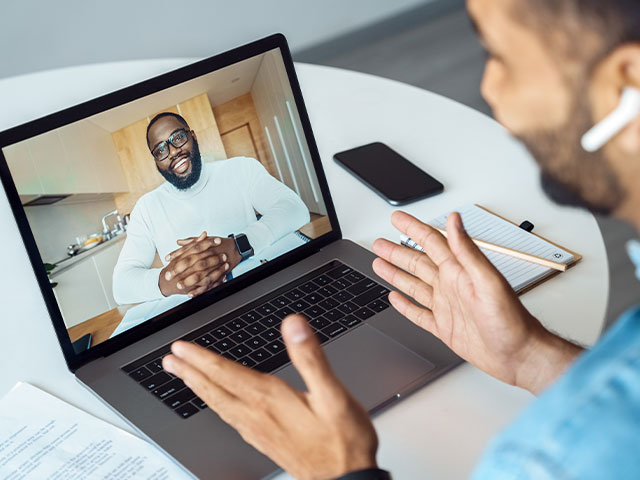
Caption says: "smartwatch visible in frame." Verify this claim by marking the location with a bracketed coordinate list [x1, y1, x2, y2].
[229, 233, 254, 261]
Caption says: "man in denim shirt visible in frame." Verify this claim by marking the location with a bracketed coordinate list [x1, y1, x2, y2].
[162, 0, 640, 478]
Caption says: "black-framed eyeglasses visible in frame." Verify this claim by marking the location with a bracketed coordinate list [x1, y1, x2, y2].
[151, 128, 190, 161]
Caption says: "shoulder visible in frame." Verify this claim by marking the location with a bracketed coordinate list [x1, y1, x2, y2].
[215, 156, 263, 170]
[131, 183, 165, 217]
[211, 157, 266, 179]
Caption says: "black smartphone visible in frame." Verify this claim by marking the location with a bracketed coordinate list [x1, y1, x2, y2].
[333, 142, 444, 206]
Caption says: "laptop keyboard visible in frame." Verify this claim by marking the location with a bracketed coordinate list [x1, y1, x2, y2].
[121, 261, 390, 419]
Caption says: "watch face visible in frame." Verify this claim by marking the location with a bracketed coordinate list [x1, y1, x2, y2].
[236, 234, 252, 253]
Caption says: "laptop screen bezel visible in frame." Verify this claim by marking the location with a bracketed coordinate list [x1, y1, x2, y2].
[0, 33, 342, 372]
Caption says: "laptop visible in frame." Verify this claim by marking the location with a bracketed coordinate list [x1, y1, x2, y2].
[0, 34, 461, 479]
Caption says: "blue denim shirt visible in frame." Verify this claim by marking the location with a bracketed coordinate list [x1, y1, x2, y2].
[471, 294, 640, 477]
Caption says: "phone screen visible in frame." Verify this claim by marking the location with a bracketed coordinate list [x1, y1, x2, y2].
[334, 142, 444, 205]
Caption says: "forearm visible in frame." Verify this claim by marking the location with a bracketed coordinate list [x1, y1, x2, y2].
[515, 326, 584, 395]
[244, 157, 310, 253]
[245, 199, 310, 254]
[113, 204, 164, 304]
[113, 264, 163, 304]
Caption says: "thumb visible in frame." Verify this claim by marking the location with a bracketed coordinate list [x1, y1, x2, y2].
[446, 212, 494, 281]
[281, 314, 344, 399]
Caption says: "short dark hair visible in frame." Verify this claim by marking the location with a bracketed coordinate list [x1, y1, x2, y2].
[146, 112, 190, 147]
[515, 0, 640, 71]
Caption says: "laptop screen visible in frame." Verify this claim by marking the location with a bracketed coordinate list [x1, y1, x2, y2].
[0, 45, 333, 353]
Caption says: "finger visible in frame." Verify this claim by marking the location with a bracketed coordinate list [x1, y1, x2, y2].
[171, 251, 226, 278]
[372, 258, 433, 308]
[391, 211, 456, 268]
[387, 291, 436, 333]
[187, 277, 224, 298]
[165, 236, 220, 265]
[372, 238, 437, 284]
[281, 314, 345, 400]
[179, 263, 229, 290]
[164, 250, 224, 281]
[179, 231, 206, 244]
[162, 350, 240, 420]
[176, 233, 202, 246]
[175, 236, 221, 258]
[446, 212, 498, 283]
[167, 233, 221, 261]
[166, 237, 201, 262]
[170, 340, 266, 398]
[185, 270, 227, 298]
[186, 286, 205, 298]
[171, 231, 206, 257]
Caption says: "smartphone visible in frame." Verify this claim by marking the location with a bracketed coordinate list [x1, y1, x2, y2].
[333, 142, 444, 206]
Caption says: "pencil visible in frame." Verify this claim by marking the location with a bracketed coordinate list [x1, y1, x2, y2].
[401, 229, 568, 272]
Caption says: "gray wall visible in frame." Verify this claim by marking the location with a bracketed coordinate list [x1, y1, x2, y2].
[25, 198, 118, 263]
[2, 0, 433, 79]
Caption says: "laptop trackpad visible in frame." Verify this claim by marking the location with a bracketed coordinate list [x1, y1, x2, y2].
[276, 324, 435, 411]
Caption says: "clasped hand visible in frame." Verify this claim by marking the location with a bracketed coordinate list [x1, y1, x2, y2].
[158, 232, 243, 298]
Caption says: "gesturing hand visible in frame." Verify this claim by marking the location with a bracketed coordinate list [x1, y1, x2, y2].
[158, 232, 232, 298]
[372, 211, 582, 395]
[162, 315, 379, 480]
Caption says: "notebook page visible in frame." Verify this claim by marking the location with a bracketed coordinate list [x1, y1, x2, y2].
[428, 205, 575, 292]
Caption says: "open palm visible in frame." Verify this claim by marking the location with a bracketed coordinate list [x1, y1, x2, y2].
[372, 211, 575, 394]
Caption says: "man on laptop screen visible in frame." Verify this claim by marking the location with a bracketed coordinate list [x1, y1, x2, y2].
[1, 46, 334, 351]
[112, 112, 309, 304]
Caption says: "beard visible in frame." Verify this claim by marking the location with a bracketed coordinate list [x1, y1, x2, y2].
[513, 85, 625, 215]
[157, 139, 203, 191]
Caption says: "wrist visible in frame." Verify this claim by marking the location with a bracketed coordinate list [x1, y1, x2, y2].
[334, 447, 378, 479]
[515, 324, 583, 395]
[158, 266, 171, 297]
[228, 233, 253, 263]
[229, 247, 242, 269]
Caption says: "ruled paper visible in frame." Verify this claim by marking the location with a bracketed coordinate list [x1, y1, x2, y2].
[406, 205, 574, 293]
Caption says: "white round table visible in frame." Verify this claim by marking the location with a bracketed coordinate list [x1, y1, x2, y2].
[0, 60, 609, 479]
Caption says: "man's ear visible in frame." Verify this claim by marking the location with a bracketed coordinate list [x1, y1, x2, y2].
[191, 129, 198, 142]
[592, 43, 640, 155]
[619, 45, 640, 154]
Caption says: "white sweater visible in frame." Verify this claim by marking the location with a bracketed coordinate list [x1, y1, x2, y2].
[112, 157, 310, 305]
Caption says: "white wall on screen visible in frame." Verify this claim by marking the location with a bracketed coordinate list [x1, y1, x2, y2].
[251, 51, 326, 215]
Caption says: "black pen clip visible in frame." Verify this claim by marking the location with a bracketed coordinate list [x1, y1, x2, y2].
[519, 220, 534, 233]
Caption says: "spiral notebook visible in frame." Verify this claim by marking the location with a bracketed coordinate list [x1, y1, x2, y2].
[403, 204, 582, 294]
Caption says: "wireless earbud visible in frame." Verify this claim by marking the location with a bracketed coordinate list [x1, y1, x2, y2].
[581, 87, 640, 152]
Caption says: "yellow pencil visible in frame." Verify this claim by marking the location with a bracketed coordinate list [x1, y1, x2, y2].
[401, 229, 568, 272]
[432, 227, 567, 272]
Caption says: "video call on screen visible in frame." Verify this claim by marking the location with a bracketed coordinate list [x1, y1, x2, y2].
[2, 48, 331, 350]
